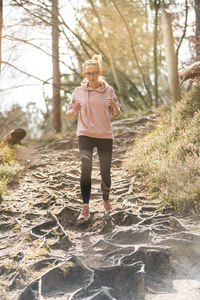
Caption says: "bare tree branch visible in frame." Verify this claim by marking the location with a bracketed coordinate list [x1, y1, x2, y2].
[4, 34, 75, 71]
[112, 0, 152, 107]
[2, 60, 45, 82]
[88, 0, 128, 111]
[0, 83, 41, 92]
[67, 0, 144, 107]
[179, 61, 200, 82]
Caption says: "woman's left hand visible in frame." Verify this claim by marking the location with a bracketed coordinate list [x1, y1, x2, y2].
[106, 97, 120, 117]
[106, 97, 116, 109]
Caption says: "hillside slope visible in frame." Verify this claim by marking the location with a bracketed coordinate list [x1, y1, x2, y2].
[125, 84, 200, 214]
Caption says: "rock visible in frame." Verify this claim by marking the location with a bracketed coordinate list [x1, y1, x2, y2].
[2, 128, 26, 146]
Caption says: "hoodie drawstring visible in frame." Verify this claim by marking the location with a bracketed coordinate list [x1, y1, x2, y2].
[84, 87, 94, 127]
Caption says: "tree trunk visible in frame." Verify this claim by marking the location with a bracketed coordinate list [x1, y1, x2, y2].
[153, 1, 160, 107]
[51, 0, 61, 132]
[0, 0, 3, 73]
[162, 10, 180, 104]
[195, 0, 200, 60]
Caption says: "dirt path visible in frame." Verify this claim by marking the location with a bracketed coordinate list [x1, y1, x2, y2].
[1, 114, 200, 300]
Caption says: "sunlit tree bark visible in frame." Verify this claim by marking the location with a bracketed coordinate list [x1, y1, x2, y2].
[179, 61, 200, 82]
[195, 0, 200, 60]
[162, 10, 180, 104]
[152, 0, 160, 107]
[0, 0, 3, 73]
[51, 0, 61, 132]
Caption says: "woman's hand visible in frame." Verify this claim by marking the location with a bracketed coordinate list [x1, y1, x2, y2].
[106, 98, 120, 118]
[71, 102, 81, 113]
[67, 101, 81, 120]
[106, 97, 116, 109]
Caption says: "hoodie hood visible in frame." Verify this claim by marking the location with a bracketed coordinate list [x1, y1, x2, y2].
[81, 80, 109, 93]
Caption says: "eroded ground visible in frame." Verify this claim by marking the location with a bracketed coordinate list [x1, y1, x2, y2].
[1, 115, 200, 300]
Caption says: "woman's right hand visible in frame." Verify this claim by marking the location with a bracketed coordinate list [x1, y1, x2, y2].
[71, 102, 81, 113]
[67, 101, 81, 120]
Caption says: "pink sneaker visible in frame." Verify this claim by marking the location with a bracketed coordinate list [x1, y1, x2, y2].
[78, 205, 90, 221]
[103, 200, 113, 214]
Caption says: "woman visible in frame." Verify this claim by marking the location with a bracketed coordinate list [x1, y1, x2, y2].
[67, 54, 120, 221]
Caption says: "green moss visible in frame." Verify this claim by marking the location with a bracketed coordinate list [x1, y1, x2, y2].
[0, 144, 23, 199]
[60, 261, 75, 273]
[0, 144, 16, 163]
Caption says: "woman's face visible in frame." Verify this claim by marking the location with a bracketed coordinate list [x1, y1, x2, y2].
[85, 64, 99, 87]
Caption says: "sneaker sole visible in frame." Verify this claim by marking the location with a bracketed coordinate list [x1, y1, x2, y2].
[77, 214, 90, 222]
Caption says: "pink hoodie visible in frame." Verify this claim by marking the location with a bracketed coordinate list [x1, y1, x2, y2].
[68, 81, 119, 139]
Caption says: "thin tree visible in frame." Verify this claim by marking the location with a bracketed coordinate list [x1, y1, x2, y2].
[151, 0, 161, 107]
[195, 0, 200, 60]
[0, 0, 3, 73]
[162, 10, 180, 104]
[51, 0, 61, 132]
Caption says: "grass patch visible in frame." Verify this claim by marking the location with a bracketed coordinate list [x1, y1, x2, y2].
[0, 144, 23, 199]
[125, 84, 200, 214]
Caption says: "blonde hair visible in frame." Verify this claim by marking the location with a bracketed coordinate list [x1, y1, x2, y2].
[82, 54, 103, 79]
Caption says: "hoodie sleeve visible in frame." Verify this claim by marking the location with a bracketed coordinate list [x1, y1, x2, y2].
[109, 86, 120, 117]
[67, 88, 77, 111]
[109, 86, 117, 99]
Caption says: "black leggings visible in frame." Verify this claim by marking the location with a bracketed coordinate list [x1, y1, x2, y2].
[78, 135, 113, 204]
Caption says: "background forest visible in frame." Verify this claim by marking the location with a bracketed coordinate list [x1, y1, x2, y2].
[1, 0, 199, 139]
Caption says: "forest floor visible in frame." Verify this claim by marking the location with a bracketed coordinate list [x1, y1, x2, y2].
[1, 114, 200, 300]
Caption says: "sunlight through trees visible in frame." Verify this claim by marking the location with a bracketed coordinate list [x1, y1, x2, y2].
[1, 0, 199, 135]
